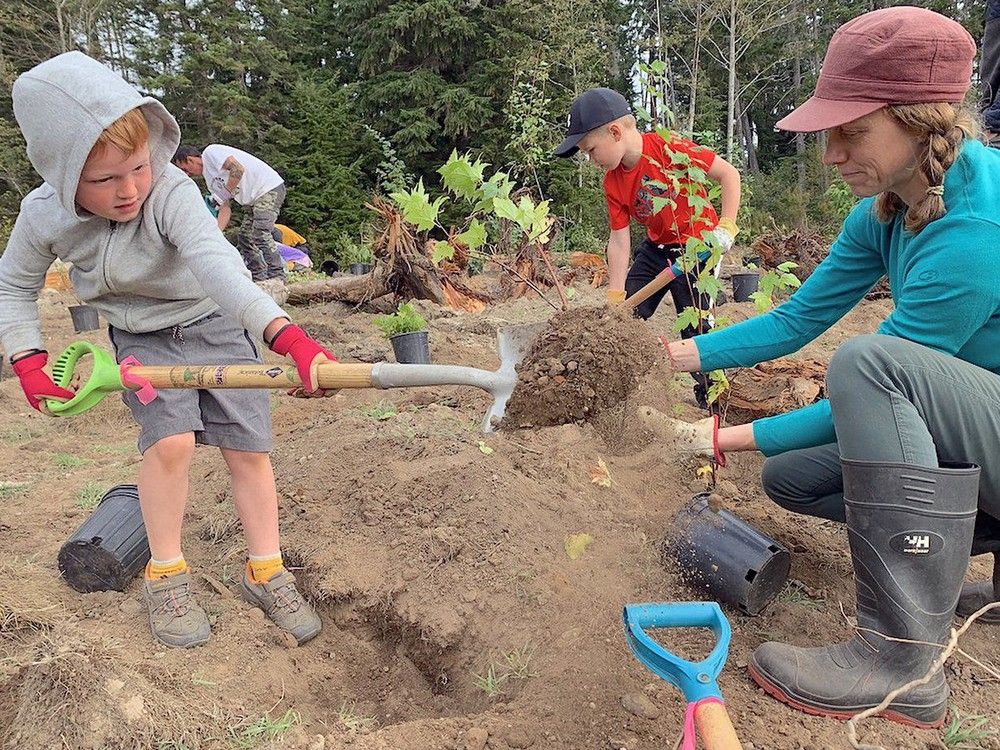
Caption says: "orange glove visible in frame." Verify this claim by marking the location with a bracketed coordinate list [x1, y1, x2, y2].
[607, 289, 627, 305]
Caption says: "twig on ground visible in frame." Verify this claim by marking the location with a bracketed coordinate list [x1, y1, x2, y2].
[485, 257, 558, 310]
[846, 601, 1000, 750]
[538, 247, 567, 310]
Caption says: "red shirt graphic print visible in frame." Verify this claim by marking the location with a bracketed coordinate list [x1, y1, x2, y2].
[604, 131, 719, 247]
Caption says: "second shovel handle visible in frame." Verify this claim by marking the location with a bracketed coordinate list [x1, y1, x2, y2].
[695, 700, 742, 750]
[625, 269, 676, 311]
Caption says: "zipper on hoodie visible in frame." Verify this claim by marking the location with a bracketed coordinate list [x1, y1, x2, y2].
[103, 220, 117, 291]
[104, 220, 121, 326]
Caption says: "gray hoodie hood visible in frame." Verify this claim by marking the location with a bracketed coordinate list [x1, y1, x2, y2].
[12, 51, 180, 220]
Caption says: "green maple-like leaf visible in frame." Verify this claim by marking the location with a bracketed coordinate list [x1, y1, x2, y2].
[652, 196, 675, 215]
[432, 240, 455, 265]
[750, 290, 773, 314]
[695, 274, 723, 298]
[493, 196, 519, 222]
[456, 218, 487, 251]
[673, 305, 702, 333]
[391, 179, 444, 231]
[438, 150, 487, 201]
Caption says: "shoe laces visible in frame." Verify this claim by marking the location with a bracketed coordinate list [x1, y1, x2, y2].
[268, 579, 302, 613]
[158, 582, 192, 617]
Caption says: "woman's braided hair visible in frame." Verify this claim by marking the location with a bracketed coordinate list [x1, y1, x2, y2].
[873, 102, 978, 233]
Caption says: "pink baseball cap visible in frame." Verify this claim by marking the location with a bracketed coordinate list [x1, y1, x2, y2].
[777, 6, 975, 133]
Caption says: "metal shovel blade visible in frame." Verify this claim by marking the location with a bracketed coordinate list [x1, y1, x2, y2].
[369, 322, 544, 432]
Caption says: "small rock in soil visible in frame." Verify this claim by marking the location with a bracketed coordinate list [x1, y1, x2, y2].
[464, 727, 488, 750]
[620, 691, 661, 719]
[503, 727, 534, 748]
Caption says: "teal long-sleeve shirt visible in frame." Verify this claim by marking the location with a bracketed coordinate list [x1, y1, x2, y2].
[694, 139, 1000, 456]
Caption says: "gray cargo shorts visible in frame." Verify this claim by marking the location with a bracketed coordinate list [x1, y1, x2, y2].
[108, 311, 273, 455]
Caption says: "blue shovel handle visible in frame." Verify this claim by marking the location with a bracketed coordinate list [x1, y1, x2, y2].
[623, 602, 732, 702]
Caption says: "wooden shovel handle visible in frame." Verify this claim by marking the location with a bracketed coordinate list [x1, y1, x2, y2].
[128, 362, 375, 390]
[624, 269, 675, 311]
[695, 700, 743, 750]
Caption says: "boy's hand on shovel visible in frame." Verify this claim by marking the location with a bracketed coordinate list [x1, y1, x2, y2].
[267, 324, 338, 398]
[606, 289, 627, 305]
[11, 351, 76, 413]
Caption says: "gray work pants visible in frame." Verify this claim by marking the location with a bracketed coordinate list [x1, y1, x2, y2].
[761, 334, 1000, 522]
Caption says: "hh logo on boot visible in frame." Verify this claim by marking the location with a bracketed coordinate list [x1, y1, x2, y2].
[890, 531, 944, 556]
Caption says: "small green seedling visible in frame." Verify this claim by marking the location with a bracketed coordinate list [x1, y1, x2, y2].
[227, 708, 299, 749]
[74, 481, 105, 510]
[373, 302, 427, 338]
[337, 701, 377, 733]
[472, 664, 507, 698]
[942, 705, 998, 749]
[359, 400, 398, 421]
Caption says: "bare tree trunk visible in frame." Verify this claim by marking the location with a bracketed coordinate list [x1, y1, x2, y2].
[726, 0, 737, 160]
[812, 11, 830, 190]
[687, 38, 700, 132]
[740, 108, 758, 172]
[55, 0, 69, 53]
[793, 18, 806, 190]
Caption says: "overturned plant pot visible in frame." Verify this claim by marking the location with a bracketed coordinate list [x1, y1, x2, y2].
[390, 331, 431, 364]
[665, 492, 790, 616]
[68, 304, 100, 333]
[350, 263, 373, 275]
[58, 484, 150, 593]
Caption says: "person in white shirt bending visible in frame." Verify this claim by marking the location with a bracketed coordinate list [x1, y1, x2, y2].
[173, 144, 286, 282]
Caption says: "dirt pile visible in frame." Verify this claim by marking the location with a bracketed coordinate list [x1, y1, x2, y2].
[502, 307, 662, 428]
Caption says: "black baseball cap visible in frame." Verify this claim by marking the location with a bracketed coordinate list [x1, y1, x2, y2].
[554, 88, 632, 157]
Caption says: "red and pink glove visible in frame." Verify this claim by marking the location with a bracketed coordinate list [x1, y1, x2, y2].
[267, 324, 337, 396]
[12, 351, 76, 412]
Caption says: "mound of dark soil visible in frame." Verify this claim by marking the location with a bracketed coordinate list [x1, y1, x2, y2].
[502, 307, 662, 429]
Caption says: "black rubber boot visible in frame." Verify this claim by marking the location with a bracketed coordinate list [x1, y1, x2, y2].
[956, 512, 1000, 624]
[749, 460, 979, 728]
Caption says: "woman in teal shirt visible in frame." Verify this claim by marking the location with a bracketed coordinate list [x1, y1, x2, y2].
[653, 7, 999, 730]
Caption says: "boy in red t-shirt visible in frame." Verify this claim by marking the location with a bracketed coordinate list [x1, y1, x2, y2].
[555, 87, 742, 409]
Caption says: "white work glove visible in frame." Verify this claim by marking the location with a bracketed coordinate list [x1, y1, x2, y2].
[710, 218, 740, 255]
[639, 406, 725, 465]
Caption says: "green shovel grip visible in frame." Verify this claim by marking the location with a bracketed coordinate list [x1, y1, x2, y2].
[43, 341, 125, 416]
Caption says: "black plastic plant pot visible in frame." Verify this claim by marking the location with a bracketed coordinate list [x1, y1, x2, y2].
[350, 263, 373, 275]
[320, 259, 339, 276]
[68, 304, 100, 333]
[665, 493, 790, 616]
[390, 331, 431, 364]
[58, 484, 150, 593]
[731, 272, 760, 303]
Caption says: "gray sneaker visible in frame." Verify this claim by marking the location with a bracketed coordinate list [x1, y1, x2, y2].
[142, 571, 211, 648]
[240, 568, 321, 644]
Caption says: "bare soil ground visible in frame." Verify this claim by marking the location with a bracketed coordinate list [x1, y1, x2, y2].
[1, 279, 997, 750]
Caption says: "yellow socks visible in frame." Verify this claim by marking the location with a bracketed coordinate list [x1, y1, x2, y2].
[248, 552, 284, 583]
[146, 556, 187, 579]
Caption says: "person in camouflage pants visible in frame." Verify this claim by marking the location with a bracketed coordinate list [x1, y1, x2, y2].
[236, 184, 287, 282]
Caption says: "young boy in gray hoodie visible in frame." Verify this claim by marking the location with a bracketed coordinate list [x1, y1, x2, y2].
[0, 51, 334, 648]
